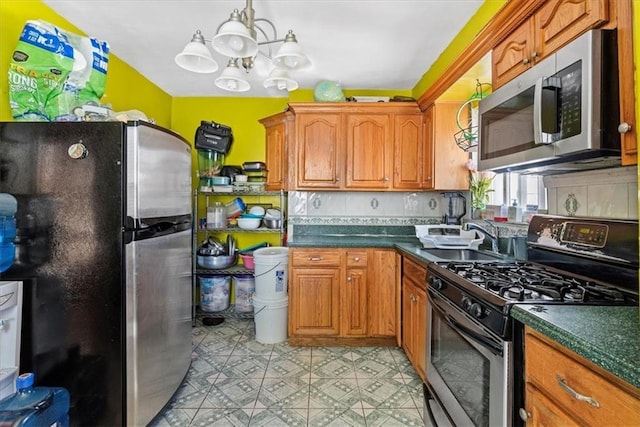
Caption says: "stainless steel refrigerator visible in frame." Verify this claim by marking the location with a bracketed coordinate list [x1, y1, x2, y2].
[0, 121, 193, 426]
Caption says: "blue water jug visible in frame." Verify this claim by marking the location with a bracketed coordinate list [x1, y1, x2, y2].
[0, 193, 17, 273]
[0, 373, 70, 427]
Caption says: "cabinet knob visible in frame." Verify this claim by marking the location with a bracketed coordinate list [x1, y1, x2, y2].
[531, 51, 538, 59]
[383, 177, 389, 182]
[522, 57, 530, 65]
[353, 257, 360, 262]
[347, 276, 352, 282]
[518, 408, 531, 422]
[618, 122, 632, 134]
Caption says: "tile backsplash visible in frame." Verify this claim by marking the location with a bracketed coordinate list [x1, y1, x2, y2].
[288, 191, 450, 225]
[544, 166, 638, 220]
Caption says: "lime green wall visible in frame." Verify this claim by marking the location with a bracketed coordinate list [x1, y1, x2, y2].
[0, 0, 172, 126]
[412, 0, 507, 98]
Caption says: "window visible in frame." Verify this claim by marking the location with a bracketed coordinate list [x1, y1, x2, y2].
[487, 172, 546, 212]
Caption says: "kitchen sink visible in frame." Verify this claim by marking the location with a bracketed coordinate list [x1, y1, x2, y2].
[420, 248, 505, 261]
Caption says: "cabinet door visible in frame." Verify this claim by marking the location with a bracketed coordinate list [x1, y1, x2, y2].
[296, 114, 343, 189]
[413, 284, 427, 381]
[423, 103, 470, 191]
[422, 106, 435, 189]
[524, 383, 582, 427]
[367, 249, 398, 338]
[535, 0, 609, 57]
[614, 0, 636, 165]
[264, 118, 287, 190]
[393, 114, 423, 190]
[342, 267, 367, 336]
[492, 19, 535, 89]
[345, 114, 392, 189]
[402, 281, 416, 360]
[290, 267, 340, 336]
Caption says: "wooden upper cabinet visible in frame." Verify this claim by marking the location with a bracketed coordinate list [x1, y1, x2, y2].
[345, 114, 392, 189]
[394, 114, 423, 190]
[295, 113, 343, 189]
[614, 0, 636, 165]
[286, 102, 424, 191]
[422, 102, 470, 191]
[260, 111, 293, 190]
[493, 0, 609, 88]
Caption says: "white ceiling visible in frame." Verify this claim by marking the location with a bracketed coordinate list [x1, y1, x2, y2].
[42, 0, 484, 98]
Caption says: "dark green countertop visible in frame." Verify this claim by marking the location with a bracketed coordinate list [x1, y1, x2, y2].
[511, 304, 640, 389]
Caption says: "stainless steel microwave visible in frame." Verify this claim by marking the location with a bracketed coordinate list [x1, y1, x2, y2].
[478, 29, 620, 175]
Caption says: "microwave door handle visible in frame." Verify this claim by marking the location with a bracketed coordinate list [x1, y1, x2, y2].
[533, 77, 544, 145]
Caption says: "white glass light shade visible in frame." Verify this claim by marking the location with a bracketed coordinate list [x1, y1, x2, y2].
[215, 60, 251, 92]
[175, 36, 218, 73]
[212, 19, 258, 58]
[263, 68, 298, 91]
[272, 32, 310, 70]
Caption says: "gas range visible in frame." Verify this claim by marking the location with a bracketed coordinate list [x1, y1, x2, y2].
[423, 215, 639, 427]
[426, 215, 640, 339]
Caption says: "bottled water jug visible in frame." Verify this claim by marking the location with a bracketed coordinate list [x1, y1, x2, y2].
[0, 193, 17, 273]
[0, 372, 70, 427]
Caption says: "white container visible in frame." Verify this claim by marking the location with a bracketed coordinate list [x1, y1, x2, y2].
[253, 295, 288, 344]
[253, 247, 289, 300]
[200, 275, 231, 312]
[233, 274, 255, 313]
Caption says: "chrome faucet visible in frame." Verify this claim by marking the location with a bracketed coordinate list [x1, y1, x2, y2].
[464, 222, 499, 253]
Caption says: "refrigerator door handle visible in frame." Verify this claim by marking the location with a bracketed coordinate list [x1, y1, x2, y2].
[125, 214, 191, 243]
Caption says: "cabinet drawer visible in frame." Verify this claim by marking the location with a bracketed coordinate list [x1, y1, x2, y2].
[525, 328, 640, 426]
[346, 250, 367, 267]
[403, 257, 426, 281]
[291, 249, 341, 267]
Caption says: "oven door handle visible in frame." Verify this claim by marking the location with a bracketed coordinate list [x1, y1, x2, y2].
[443, 314, 503, 356]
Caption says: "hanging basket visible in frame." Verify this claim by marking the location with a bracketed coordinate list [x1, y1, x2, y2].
[453, 81, 491, 152]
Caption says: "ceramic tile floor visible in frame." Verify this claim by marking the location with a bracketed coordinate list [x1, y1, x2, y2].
[150, 316, 428, 426]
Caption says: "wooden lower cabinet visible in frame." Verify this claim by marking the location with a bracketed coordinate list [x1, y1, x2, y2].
[522, 327, 640, 426]
[401, 256, 427, 382]
[288, 247, 399, 346]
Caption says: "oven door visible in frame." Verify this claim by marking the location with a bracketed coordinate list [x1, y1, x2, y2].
[425, 287, 512, 427]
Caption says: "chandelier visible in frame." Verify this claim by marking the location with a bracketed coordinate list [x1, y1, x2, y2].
[174, 0, 310, 93]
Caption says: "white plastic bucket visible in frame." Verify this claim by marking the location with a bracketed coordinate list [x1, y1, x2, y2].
[199, 275, 231, 312]
[253, 247, 289, 300]
[233, 274, 255, 313]
[253, 295, 288, 344]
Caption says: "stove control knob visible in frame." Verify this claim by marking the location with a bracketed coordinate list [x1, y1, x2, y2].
[429, 277, 443, 291]
[462, 297, 473, 311]
[470, 302, 484, 318]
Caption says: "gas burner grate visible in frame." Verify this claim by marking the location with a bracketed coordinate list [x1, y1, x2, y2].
[440, 261, 638, 304]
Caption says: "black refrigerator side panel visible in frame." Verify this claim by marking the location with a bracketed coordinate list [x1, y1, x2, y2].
[0, 122, 125, 426]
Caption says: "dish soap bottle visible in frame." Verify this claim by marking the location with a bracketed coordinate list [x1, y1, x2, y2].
[508, 199, 523, 222]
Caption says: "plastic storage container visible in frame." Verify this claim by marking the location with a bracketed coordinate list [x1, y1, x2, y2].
[200, 275, 231, 312]
[197, 149, 225, 178]
[0, 193, 17, 273]
[233, 274, 255, 313]
[206, 202, 226, 229]
[0, 372, 70, 427]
